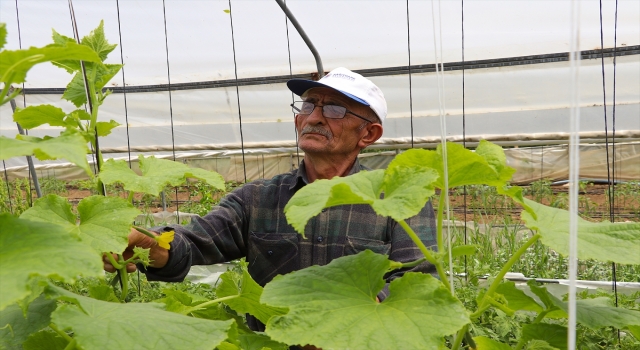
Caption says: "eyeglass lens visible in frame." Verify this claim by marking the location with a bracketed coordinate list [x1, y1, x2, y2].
[299, 101, 346, 119]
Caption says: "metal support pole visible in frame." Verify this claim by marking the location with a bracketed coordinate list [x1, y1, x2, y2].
[275, 0, 324, 79]
[8, 90, 42, 198]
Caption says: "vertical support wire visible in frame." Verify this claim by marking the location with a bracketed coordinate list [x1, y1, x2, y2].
[461, 0, 468, 282]
[115, 0, 141, 296]
[567, 0, 581, 348]
[161, 0, 180, 220]
[406, 0, 414, 148]
[67, 0, 104, 196]
[599, 0, 612, 220]
[115, 0, 132, 169]
[283, 0, 300, 165]
[610, 0, 619, 314]
[14, 0, 41, 200]
[2, 161, 14, 214]
[430, 0, 454, 292]
[228, 0, 248, 183]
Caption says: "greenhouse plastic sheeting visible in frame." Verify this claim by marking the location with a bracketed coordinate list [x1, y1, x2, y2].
[3, 143, 638, 185]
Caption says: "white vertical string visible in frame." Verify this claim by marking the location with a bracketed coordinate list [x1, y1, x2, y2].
[568, 0, 581, 349]
[430, 0, 453, 292]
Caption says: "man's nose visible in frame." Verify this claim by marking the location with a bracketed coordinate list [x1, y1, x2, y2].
[305, 105, 326, 124]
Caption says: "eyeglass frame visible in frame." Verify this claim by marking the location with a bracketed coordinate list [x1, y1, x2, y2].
[290, 101, 373, 124]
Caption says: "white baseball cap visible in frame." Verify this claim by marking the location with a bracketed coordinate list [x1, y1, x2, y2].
[287, 67, 387, 124]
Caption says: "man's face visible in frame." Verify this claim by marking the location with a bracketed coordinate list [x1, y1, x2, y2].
[295, 87, 373, 156]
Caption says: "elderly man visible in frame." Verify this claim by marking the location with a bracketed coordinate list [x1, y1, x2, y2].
[105, 67, 436, 331]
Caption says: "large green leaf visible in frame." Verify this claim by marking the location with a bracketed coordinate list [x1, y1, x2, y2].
[0, 42, 101, 85]
[0, 214, 102, 311]
[23, 329, 67, 350]
[216, 269, 287, 325]
[62, 63, 122, 107]
[522, 198, 640, 264]
[20, 194, 140, 255]
[47, 285, 234, 350]
[521, 323, 567, 350]
[473, 336, 513, 350]
[0, 294, 57, 349]
[99, 155, 226, 196]
[496, 281, 544, 313]
[12, 105, 67, 129]
[0, 23, 6, 50]
[96, 119, 120, 136]
[554, 296, 640, 330]
[262, 250, 469, 349]
[284, 155, 438, 234]
[387, 140, 514, 189]
[238, 332, 288, 350]
[80, 20, 117, 61]
[0, 132, 91, 175]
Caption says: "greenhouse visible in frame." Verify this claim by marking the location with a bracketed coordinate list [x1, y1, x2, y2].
[0, 0, 638, 349]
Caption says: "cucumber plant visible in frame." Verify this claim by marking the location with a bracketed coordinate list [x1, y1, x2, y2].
[1, 21, 639, 350]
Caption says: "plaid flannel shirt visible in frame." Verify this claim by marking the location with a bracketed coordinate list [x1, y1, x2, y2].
[146, 159, 437, 328]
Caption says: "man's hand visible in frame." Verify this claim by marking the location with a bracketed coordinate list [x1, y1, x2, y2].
[103, 228, 170, 273]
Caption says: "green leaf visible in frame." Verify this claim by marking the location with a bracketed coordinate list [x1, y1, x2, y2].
[0, 294, 57, 349]
[61, 63, 122, 107]
[88, 285, 119, 303]
[284, 156, 438, 234]
[13, 104, 67, 129]
[238, 332, 288, 350]
[450, 244, 478, 258]
[262, 250, 469, 350]
[80, 20, 116, 61]
[96, 119, 120, 137]
[627, 325, 640, 340]
[0, 42, 101, 85]
[496, 281, 544, 313]
[20, 194, 140, 255]
[99, 155, 226, 196]
[23, 329, 67, 350]
[47, 285, 234, 350]
[524, 282, 640, 330]
[521, 198, 640, 264]
[526, 340, 559, 350]
[473, 336, 513, 350]
[0, 214, 102, 311]
[387, 141, 515, 189]
[158, 289, 234, 321]
[521, 323, 567, 350]
[216, 270, 287, 325]
[0, 23, 7, 50]
[0, 132, 91, 176]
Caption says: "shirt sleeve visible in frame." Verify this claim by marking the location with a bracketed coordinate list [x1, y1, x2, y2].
[144, 188, 249, 282]
[377, 199, 438, 301]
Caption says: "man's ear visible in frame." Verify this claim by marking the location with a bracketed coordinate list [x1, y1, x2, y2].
[358, 123, 383, 149]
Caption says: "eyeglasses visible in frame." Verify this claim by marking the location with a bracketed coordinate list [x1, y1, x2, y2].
[290, 101, 372, 123]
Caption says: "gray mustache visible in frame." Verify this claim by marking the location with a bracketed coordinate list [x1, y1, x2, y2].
[301, 126, 333, 139]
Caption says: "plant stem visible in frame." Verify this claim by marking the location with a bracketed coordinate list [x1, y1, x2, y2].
[436, 190, 446, 253]
[451, 324, 468, 349]
[63, 339, 77, 350]
[397, 220, 449, 289]
[533, 310, 550, 323]
[391, 257, 427, 269]
[471, 233, 541, 319]
[133, 225, 158, 239]
[49, 323, 73, 342]
[118, 264, 129, 302]
[180, 295, 239, 315]
[105, 253, 123, 270]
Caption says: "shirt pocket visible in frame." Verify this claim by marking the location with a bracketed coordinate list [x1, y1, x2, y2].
[343, 236, 391, 256]
[247, 232, 299, 285]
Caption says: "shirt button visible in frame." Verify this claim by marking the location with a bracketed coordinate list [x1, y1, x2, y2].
[267, 250, 274, 256]
[317, 236, 323, 242]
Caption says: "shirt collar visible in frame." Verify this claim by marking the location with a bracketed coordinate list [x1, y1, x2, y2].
[289, 158, 362, 190]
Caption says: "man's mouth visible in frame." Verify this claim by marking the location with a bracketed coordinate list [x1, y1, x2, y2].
[301, 126, 332, 139]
